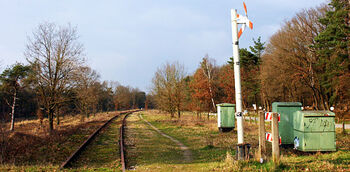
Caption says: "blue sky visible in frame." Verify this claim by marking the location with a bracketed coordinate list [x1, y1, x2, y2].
[0, 0, 327, 92]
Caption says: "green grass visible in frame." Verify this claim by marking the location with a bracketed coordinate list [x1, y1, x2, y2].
[1, 110, 349, 171]
[125, 113, 185, 171]
[125, 112, 238, 171]
[141, 112, 243, 162]
[129, 110, 350, 171]
[67, 117, 123, 171]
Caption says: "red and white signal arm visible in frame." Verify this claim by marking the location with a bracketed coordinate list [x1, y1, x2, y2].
[264, 112, 280, 122]
[265, 132, 281, 145]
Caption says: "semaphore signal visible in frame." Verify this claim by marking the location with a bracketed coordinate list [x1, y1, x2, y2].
[230, 1, 254, 160]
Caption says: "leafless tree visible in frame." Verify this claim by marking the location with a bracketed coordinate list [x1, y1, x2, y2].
[260, 5, 328, 110]
[25, 22, 84, 133]
[114, 85, 132, 110]
[200, 55, 217, 112]
[151, 62, 186, 118]
[74, 66, 99, 120]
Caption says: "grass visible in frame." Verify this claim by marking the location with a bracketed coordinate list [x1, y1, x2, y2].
[1, 110, 349, 171]
[127, 110, 350, 171]
[0, 111, 120, 171]
[67, 116, 123, 171]
[125, 113, 185, 171]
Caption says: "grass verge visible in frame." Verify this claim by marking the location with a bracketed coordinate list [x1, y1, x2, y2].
[135, 110, 349, 171]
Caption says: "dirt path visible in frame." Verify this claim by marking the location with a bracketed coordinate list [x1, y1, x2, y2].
[139, 114, 193, 163]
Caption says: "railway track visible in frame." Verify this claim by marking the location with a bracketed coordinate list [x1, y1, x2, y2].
[120, 112, 131, 171]
[59, 110, 139, 170]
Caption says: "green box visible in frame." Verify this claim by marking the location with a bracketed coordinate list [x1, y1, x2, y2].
[217, 103, 235, 132]
[293, 111, 336, 151]
[272, 102, 302, 145]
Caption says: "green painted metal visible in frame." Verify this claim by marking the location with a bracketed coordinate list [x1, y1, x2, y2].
[293, 111, 336, 151]
[217, 103, 235, 131]
[272, 102, 302, 144]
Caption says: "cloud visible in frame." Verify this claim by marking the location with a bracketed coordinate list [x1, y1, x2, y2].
[0, 0, 329, 91]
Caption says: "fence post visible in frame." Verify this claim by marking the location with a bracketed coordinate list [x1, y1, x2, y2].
[272, 112, 280, 164]
[259, 111, 266, 162]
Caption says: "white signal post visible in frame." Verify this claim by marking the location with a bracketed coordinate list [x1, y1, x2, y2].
[230, 2, 253, 159]
[231, 9, 244, 144]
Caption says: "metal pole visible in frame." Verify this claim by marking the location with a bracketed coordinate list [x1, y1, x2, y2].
[231, 9, 244, 144]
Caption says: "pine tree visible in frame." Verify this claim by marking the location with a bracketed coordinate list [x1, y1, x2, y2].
[0, 63, 30, 131]
[314, 0, 349, 133]
[314, 0, 350, 108]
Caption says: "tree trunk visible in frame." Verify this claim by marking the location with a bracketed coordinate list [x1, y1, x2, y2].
[208, 85, 216, 112]
[254, 94, 258, 115]
[56, 113, 60, 125]
[319, 94, 326, 110]
[10, 91, 17, 131]
[313, 94, 319, 110]
[48, 110, 54, 133]
[56, 106, 60, 125]
[202, 60, 216, 112]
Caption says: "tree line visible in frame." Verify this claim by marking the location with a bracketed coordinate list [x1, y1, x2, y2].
[0, 22, 147, 133]
[151, 0, 349, 121]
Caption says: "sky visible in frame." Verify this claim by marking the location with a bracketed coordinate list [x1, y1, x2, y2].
[0, 0, 328, 92]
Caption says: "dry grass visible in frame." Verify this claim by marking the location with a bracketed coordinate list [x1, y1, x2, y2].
[1, 110, 349, 171]
[134, 110, 350, 171]
[0, 111, 118, 168]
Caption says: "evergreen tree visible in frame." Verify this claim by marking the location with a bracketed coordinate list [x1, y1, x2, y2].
[249, 36, 265, 63]
[228, 37, 265, 110]
[314, 0, 350, 108]
[0, 63, 31, 131]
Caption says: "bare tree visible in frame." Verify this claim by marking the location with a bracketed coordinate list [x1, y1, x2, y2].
[114, 85, 132, 110]
[200, 55, 217, 112]
[260, 5, 328, 110]
[74, 66, 99, 120]
[25, 22, 84, 133]
[151, 62, 186, 118]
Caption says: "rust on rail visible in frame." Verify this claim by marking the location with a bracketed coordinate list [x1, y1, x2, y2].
[59, 110, 139, 169]
[120, 111, 133, 172]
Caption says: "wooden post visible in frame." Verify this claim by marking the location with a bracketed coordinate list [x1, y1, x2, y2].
[258, 112, 266, 162]
[272, 113, 280, 164]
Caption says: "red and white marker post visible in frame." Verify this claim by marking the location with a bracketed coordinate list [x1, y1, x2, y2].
[265, 132, 281, 145]
[264, 112, 280, 122]
[260, 112, 281, 164]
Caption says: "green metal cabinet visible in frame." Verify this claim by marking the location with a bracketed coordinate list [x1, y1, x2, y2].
[293, 111, 336, 151]
[272, 102, 302, 145]
[217, 103, 235, 132]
